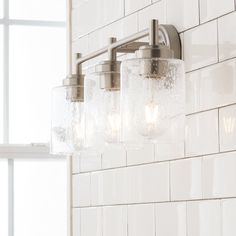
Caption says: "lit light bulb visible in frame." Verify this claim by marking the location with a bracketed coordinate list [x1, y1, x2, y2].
[137, 100, 161, 138]
[104, 90, 121, 144]
[136, 98, 169, 139]
[106, 111, 121, 143]
[66, 101, 85, 150]
[145, 101, 158, 129]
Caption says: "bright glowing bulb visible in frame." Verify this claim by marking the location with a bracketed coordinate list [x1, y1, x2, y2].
[108, 112, 120, 133]
[145, 101, 159, 125]
[106, 111, 120, 143]
[103, 90, 121, 144]
[67, 102, 85, 150]
[136, 99, 169, 139]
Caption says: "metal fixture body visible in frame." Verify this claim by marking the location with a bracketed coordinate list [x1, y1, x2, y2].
[63, 54, 85, 102]
[63, 74, 84, 102]
[74, 19, 182, 85]
[51, 19, 183, 155]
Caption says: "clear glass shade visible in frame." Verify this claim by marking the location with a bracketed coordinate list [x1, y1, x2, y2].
[51, 85, 85, 154]
[121, 58, 185, 149]
[51, 58, 185, 155]
[84, 72, 121, 154]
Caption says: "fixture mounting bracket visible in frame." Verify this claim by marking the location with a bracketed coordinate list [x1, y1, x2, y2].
[64, 19, 181, 93]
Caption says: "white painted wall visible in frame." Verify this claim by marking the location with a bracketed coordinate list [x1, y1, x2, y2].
[71, 0, 236, 235]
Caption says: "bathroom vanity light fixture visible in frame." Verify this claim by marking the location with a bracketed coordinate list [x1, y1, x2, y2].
[51, 19, 185, 155]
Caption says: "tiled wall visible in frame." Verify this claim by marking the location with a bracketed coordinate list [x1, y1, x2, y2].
[71, 0, 236, 236]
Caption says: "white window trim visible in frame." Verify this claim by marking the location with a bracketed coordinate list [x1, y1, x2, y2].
[0, 0, 68, 235]
[0, 145, 68, 236]
[0, 144, 65, 159]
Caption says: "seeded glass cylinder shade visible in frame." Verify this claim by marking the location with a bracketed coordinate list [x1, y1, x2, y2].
[83, 72, 105, 154]
[102, 88, 120, 144]
[121, 58, 185, 149]
[51, 85, 85, 155]
[84, 71, 121, 154]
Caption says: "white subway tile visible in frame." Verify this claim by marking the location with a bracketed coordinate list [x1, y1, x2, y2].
[102, 146, 126, 169]
[103, 206, 127, 236]
[184, 21, 218, 72]
[128, 204, 155, 236]
[72, 173, 90, 207]
[187, 200, 221, 236]
[72, 0, 124, 38]
[88, 28, 107, 53]
[125, 0, 151, 15]
[91, 172, 103, 206]
[166, 0, 199, 32]
[91, 168, 128, 205]
[199, 60, 236, 110]
[72, 35, 89, 55]
[156, 142, 185, 161]
[102, 0, 124, 26]
[72, 155, 80, 174]
[80, 153, 102, 172]
[72, 208, 80, 236]
[80, 207, 102, 236]
[203, 152, 236, 198]
[220, 104, 236, 152]
[200, 0, 234, 23]
[170, 158, 202, 200]
[107, 13, 138, 40]
[219, 12, 236, 61]
[185, 110, 219, 156]
[121, 13, 139, 37]
[156, 202, 186, 236]
[102, 168, 128, 205]
[127, 143, 155, 165]
[222, 199, 236, 236]
[186, 60, 236, 114]
[71, 1, 100, 39]
[138, 1, 167, 31]
[127, 163, 169, 203]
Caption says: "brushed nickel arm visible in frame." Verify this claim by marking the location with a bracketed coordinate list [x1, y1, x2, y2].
[64, 19, 181, 98]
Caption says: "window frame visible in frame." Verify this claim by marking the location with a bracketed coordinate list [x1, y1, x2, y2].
[0, 0, 68, 236]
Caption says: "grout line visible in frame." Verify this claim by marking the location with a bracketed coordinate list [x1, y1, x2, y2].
[126, 205, 129, 236]
[101, 206, 104, 236]
[73, 196, 236, 209]
[79, 207, 81, 236]
[72, 8, 236, 43]
[179, 10, 236, 34]
[201, 157, 203, 199]
[220, 200, 223, 236]
[217, 108, 221, 153]
[168, 161, 171, 201]
[185, 54, 236, 74]
[72, 1, 162, 41]
[216, 18, 220, 63]
[185, 201, 188, 236]
[198, 0, 201, 25]
[89, 172, 92, 207]
[72, 149, 236, 175]
[186, 102, 236, 117]
[123, 0, 126, 17]
[154, 202, 157, 236]
[100, 153, 103, 170]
